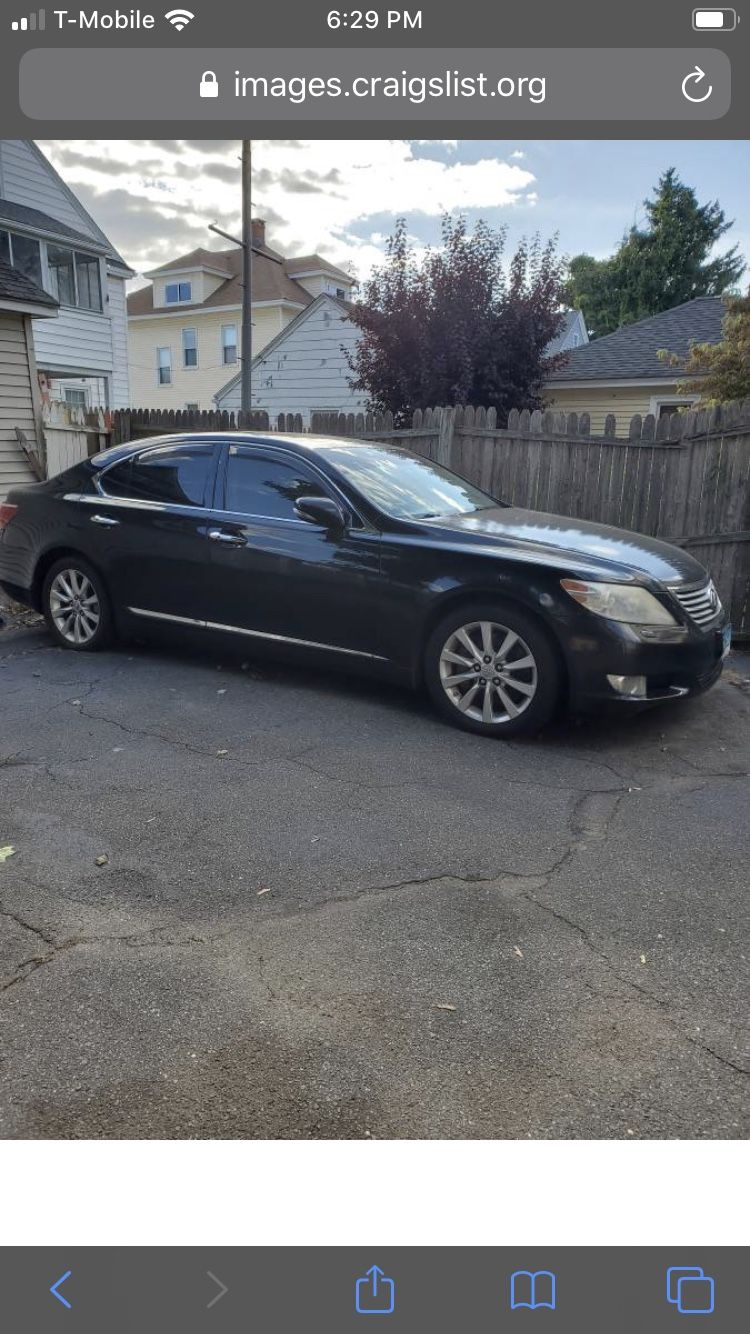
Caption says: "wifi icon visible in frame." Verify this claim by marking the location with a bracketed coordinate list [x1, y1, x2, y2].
[164, 7, 194, 29]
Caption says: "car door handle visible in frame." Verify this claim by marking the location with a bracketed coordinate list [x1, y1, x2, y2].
[208, 529, 246, 547]
[90, 513, 120, 526]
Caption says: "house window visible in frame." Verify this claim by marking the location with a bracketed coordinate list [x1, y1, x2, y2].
[221, 324, 238, 365]
[7, 232, 43, 288]
[182, 327, 198, 368]
[0, 231, 10, 265]
[165, 281, 192, 304]
[336, 288, 346, 298]
[46, 245, 102, 311]
[75, 253, 102, 311]
[47, 245, 76, 305]
[649, 395, 700, 419]
[157, 347, 172, 386]
[185, 403, 200, 411]
[64, 387, 88, 408]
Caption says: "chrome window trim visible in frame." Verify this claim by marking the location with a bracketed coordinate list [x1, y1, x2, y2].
[127, 606, 387, 660]
[65, 492, 353, 530]
[66, 492, 210, 517]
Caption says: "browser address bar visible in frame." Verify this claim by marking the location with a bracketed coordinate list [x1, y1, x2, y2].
[19, 47, 730, 120]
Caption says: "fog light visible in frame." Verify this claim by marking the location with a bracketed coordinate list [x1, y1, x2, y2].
[607, 674, 647, 698]
[637, 624, 689, 642]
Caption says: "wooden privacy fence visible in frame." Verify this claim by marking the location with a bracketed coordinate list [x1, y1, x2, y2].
[110, 402, 750, 639]
[42, 402, 110, 478]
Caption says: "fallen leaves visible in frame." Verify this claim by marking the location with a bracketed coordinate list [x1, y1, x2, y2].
[95, 854, 109, 867]
[0, 844, 15, 863]
[513, 945, 524, 959]
[216, 748, 229, 757]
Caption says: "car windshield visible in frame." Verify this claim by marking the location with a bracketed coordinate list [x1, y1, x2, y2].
[316, 441, 497, 519]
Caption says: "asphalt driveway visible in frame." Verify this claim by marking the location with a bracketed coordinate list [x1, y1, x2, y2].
[1, 603, 748, 1138]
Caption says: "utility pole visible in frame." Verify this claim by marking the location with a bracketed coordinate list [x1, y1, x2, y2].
[240, 139, 252, 413]
[209, 139, 253, 413]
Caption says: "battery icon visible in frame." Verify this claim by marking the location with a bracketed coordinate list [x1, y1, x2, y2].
[692, 8, 738, 28]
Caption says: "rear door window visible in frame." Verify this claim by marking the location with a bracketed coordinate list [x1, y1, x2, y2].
[101, 443, 216, 507]
[223, 448, 329, 520]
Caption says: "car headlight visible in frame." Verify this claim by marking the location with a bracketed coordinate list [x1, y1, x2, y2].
[560, 578, 678, 625]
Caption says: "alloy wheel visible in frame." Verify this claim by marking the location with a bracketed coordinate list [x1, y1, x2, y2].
[438, 619, 538, 725]
[49, 568, 101, 645]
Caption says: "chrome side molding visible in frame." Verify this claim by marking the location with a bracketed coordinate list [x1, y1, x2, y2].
[126, 606, 387, 661]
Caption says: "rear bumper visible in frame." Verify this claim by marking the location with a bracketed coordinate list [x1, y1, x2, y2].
[564, 615, 729, 711]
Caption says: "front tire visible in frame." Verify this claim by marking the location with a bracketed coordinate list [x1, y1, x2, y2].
[424, 600, 561, 738]
[42, 556, 114, 652]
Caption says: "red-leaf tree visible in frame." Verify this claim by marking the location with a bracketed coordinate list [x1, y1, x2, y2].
[346, 215, 567, 423]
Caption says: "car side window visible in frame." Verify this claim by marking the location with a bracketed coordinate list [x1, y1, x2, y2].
[224, 448, 329, 520]
[101, 444, 214, 507]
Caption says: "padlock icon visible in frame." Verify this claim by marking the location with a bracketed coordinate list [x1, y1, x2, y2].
[199, 71, 219, 98]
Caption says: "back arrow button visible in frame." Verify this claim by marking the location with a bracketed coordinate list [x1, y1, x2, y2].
[206, 1271, 229, 1309]
[50, 1270, 72, 1310]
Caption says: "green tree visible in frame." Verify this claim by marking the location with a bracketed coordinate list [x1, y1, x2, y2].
[657, 289, 750, 403]
[565, 169, 745, 338]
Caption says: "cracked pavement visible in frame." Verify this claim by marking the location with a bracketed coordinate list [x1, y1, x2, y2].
[0, 611, 748, 1138]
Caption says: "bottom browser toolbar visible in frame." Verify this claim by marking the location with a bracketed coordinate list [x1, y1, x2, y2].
[0, 1247, 745, 1331]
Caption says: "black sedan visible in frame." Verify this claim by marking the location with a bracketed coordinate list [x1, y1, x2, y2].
[0, 432, 731, 738]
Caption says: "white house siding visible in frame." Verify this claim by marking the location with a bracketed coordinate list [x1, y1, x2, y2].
[107, 274, 130, 406]
[32, 305, 114, 380]
[0, 141, 107, 245]
[217, 299, 367, 424]
[0, 313, 39, 498]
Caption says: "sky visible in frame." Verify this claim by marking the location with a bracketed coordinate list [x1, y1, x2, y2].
[37, 138, 750, 290]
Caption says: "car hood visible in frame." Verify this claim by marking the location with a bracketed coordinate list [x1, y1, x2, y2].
[419, 506, 707, 585]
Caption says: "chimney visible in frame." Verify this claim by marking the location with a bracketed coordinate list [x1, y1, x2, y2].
[251, 218, 266, 248]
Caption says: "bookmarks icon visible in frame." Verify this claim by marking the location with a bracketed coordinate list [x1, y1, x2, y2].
[510, 1270, 556, 1310]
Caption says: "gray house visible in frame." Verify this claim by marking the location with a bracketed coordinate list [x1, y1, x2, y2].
[0, 141, 133, 413]
[215, 293, 367, 424]
[214, 299, 589, 424]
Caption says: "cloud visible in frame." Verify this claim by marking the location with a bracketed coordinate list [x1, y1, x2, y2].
[36, 138, 538, 279]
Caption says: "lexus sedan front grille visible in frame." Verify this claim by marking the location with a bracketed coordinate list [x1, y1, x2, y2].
[672, 580, 722, 626]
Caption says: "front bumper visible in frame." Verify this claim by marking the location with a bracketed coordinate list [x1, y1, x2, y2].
[563, 614, 729, 712]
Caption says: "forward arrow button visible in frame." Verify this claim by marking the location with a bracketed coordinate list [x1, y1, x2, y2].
[206, 1271, 229, 1309]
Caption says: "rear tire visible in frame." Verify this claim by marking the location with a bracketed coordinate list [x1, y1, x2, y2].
[42, 556, 114, 652]
[424, 600, 561, 738]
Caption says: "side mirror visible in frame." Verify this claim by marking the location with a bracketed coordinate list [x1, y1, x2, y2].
[294, 495, 347, 529]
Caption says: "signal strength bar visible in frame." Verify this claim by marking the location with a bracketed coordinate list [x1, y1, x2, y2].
[11, 8, 46, 29]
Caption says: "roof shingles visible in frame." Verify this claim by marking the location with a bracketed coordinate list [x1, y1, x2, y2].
[548, 297, 725, 382]
[0, 198, 131, 271]
[0, 256, 58, 310]
[128, 243, 318, 317]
